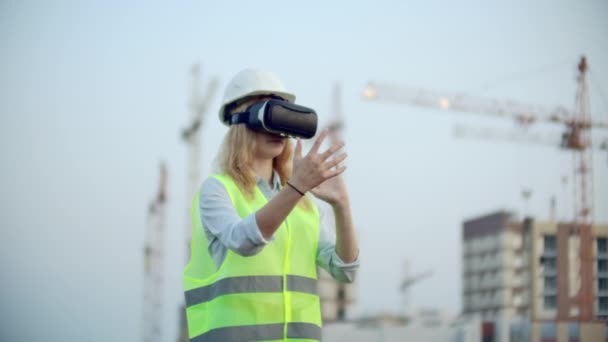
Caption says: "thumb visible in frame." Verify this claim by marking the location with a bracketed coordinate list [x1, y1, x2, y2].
[294, 139, 303, 159]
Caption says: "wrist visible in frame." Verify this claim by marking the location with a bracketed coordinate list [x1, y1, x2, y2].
[286, 181, 305, 196]
[330, 195, 350, 210]
[287, 177, 309, 193]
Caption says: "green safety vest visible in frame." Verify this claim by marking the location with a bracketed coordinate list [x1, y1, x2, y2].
[183, 174, 322, 341]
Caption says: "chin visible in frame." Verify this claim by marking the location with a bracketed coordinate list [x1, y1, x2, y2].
[257, 147, 285, 160]
[269, 148, 285, 159]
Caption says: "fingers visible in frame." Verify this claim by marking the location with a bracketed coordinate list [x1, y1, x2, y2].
[294, 139, 303, 159]
[309, 129, 329, 155]
[292, 128, 348, 191]
[325, 165, 347, 179]
[323, 152, 347, 170]
[320, 140, 345, 161]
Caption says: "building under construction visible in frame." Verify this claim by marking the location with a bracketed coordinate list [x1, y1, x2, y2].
[462, 211, 608, 342]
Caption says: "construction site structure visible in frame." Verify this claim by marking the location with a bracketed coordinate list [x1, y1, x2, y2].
[399, 261, 432, 317]
[363, 56, 608, 321]
[142, 163, 168, 342]
[363, 56, 608, 341]
[462, 211, 608, 342]
[317, 82, 358, 322]
[178, 64, 219, 342]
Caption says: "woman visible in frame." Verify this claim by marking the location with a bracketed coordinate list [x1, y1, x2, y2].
[183, 69, 359, 342]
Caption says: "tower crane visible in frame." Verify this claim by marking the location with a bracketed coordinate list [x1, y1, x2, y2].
[399, 260, 433, 317]
[178, 64, 219, 342]
[181, 64, 219, 260]
[142, 162, 168, 342]
[363, 56, 607, 226]
[315, 82, 358, 322]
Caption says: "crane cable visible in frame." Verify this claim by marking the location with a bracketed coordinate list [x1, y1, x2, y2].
[472, 57, 574, 94]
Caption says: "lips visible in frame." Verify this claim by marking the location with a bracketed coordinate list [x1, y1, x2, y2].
[267, 135, 285, 143]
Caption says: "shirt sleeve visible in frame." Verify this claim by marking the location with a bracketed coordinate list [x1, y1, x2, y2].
[199, 177, 274, 258]
[314, 199, 360, 283]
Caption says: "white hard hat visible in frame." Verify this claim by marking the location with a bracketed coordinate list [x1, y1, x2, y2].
[219, 69, 296, 125]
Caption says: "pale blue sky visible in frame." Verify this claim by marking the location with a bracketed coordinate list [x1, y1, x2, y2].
[1, 1, 607, 341]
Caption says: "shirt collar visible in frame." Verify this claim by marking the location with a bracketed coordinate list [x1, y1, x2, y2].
[256, 170, 281, 190]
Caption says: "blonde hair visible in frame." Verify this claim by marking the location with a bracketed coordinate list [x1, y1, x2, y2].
[216, 100, 312, 209]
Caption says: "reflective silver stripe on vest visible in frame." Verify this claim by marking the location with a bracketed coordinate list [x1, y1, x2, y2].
[185, 275, 318, 307]
[286, 274, 318, 295]
[287, 322, 322, 340]
[190, 323, 321, 342]
[185, 275, 281, 307]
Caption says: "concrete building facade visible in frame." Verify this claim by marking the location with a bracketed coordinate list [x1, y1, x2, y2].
[462, 211, 608, 342]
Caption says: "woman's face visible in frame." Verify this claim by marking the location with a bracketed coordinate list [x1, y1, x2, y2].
[253, 130, 287, 160]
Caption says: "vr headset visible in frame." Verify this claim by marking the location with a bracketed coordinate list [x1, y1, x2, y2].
[228, 98, 318, 139]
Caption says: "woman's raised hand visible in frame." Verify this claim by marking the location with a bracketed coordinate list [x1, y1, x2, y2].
[290, 129, 347, 193]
